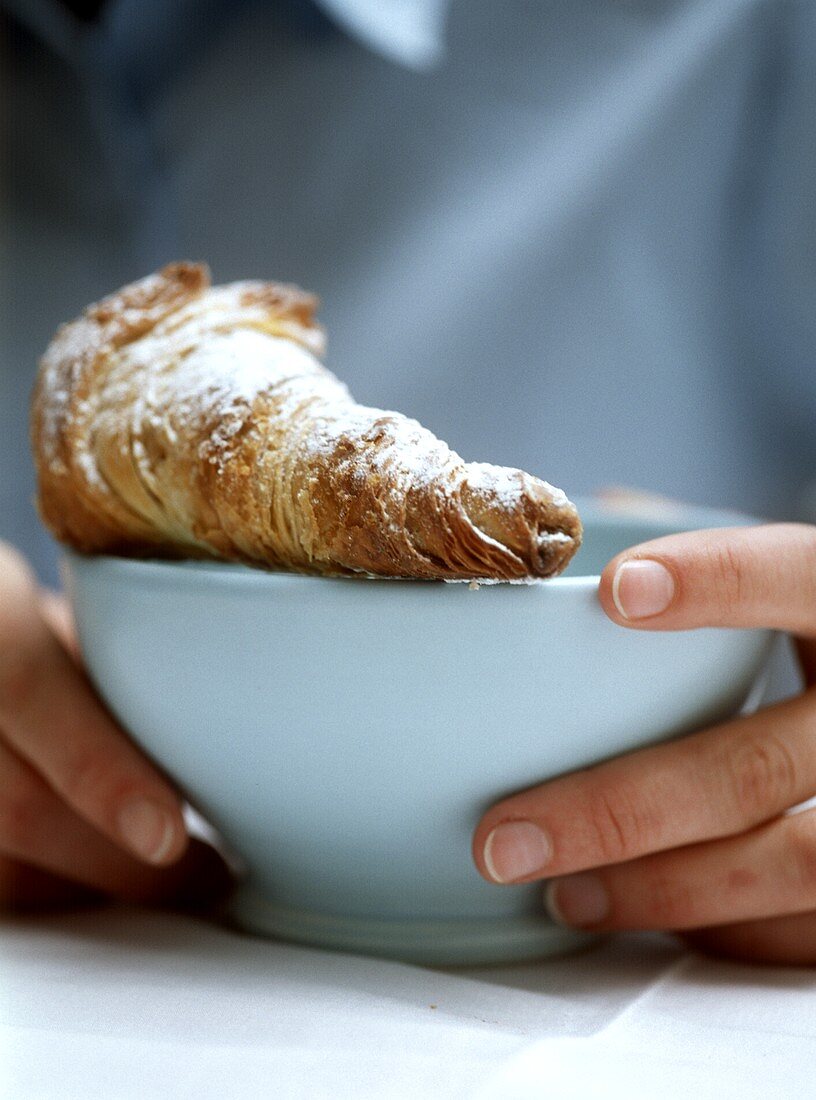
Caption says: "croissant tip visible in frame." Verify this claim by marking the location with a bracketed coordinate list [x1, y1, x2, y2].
[535, 527, 581, 577]
[523, 480, 582, 577]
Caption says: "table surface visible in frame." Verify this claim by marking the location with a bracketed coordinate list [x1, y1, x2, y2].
[2, 905, 814, 1099]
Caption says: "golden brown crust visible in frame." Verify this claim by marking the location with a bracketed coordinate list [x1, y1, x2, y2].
[31, 264, 581, 580]
[31, 263, 210, 554]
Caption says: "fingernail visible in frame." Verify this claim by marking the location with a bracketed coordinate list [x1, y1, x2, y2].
[612, 559, 675, 620]
[545, 873, 610, 927]
[117, 798, 177, 864]
[483, 821, 552, 883]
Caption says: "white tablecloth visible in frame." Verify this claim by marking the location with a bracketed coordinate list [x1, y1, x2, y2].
[2, 906, 814, 1099]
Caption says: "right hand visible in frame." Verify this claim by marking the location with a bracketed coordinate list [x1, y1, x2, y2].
[0, 541, 232, 911]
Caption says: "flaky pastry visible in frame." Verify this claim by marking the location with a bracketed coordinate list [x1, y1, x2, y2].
[31, 263, 581, 580]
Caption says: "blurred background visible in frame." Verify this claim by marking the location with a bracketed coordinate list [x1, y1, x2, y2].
[2, 0, 815, 585]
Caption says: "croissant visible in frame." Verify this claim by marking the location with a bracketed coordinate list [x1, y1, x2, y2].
[31, 263, 581, 580]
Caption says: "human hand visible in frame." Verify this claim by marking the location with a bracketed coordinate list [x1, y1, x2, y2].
[0, 542, 231, 911]
[473, 523, 816, 964]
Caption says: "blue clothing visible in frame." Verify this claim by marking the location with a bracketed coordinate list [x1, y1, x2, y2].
[3, 0, 815, 583]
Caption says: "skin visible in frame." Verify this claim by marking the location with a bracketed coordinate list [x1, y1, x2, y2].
[5, 523, 816, 965]
[473, 522, 816, 965]
[0, 542, 231, 912]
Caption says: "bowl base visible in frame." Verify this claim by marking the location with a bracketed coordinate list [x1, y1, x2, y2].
[225, 885, 597, 965]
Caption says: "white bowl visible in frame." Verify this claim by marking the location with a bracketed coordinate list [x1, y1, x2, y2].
[63, 503, 772, 964]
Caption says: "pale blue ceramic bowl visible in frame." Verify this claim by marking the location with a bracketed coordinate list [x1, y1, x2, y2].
[63, 503, 772, 965]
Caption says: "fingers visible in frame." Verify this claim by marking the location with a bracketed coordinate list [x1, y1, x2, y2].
[543, 808, 816, 934]
[0, 544, 187, 865]
[473, 521, 816, 956]
[683, 911, 816, 966]
[0, 739, 233, 908]
[598, 523, 816, 634]
[475, 690, 816, 886]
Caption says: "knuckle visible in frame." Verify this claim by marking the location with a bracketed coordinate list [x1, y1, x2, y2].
[586, 781, 655, 864]
[708, 541, 751, 612]
[729, 734, 799, 821]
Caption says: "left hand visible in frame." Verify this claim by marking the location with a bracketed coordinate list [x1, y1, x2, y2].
[473, 523, 816, 965]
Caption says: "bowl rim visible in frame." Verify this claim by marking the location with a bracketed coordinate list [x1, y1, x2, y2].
[61, 500, 761, 593]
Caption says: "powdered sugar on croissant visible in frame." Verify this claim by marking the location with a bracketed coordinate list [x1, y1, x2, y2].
[32, 263, 581, 580]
